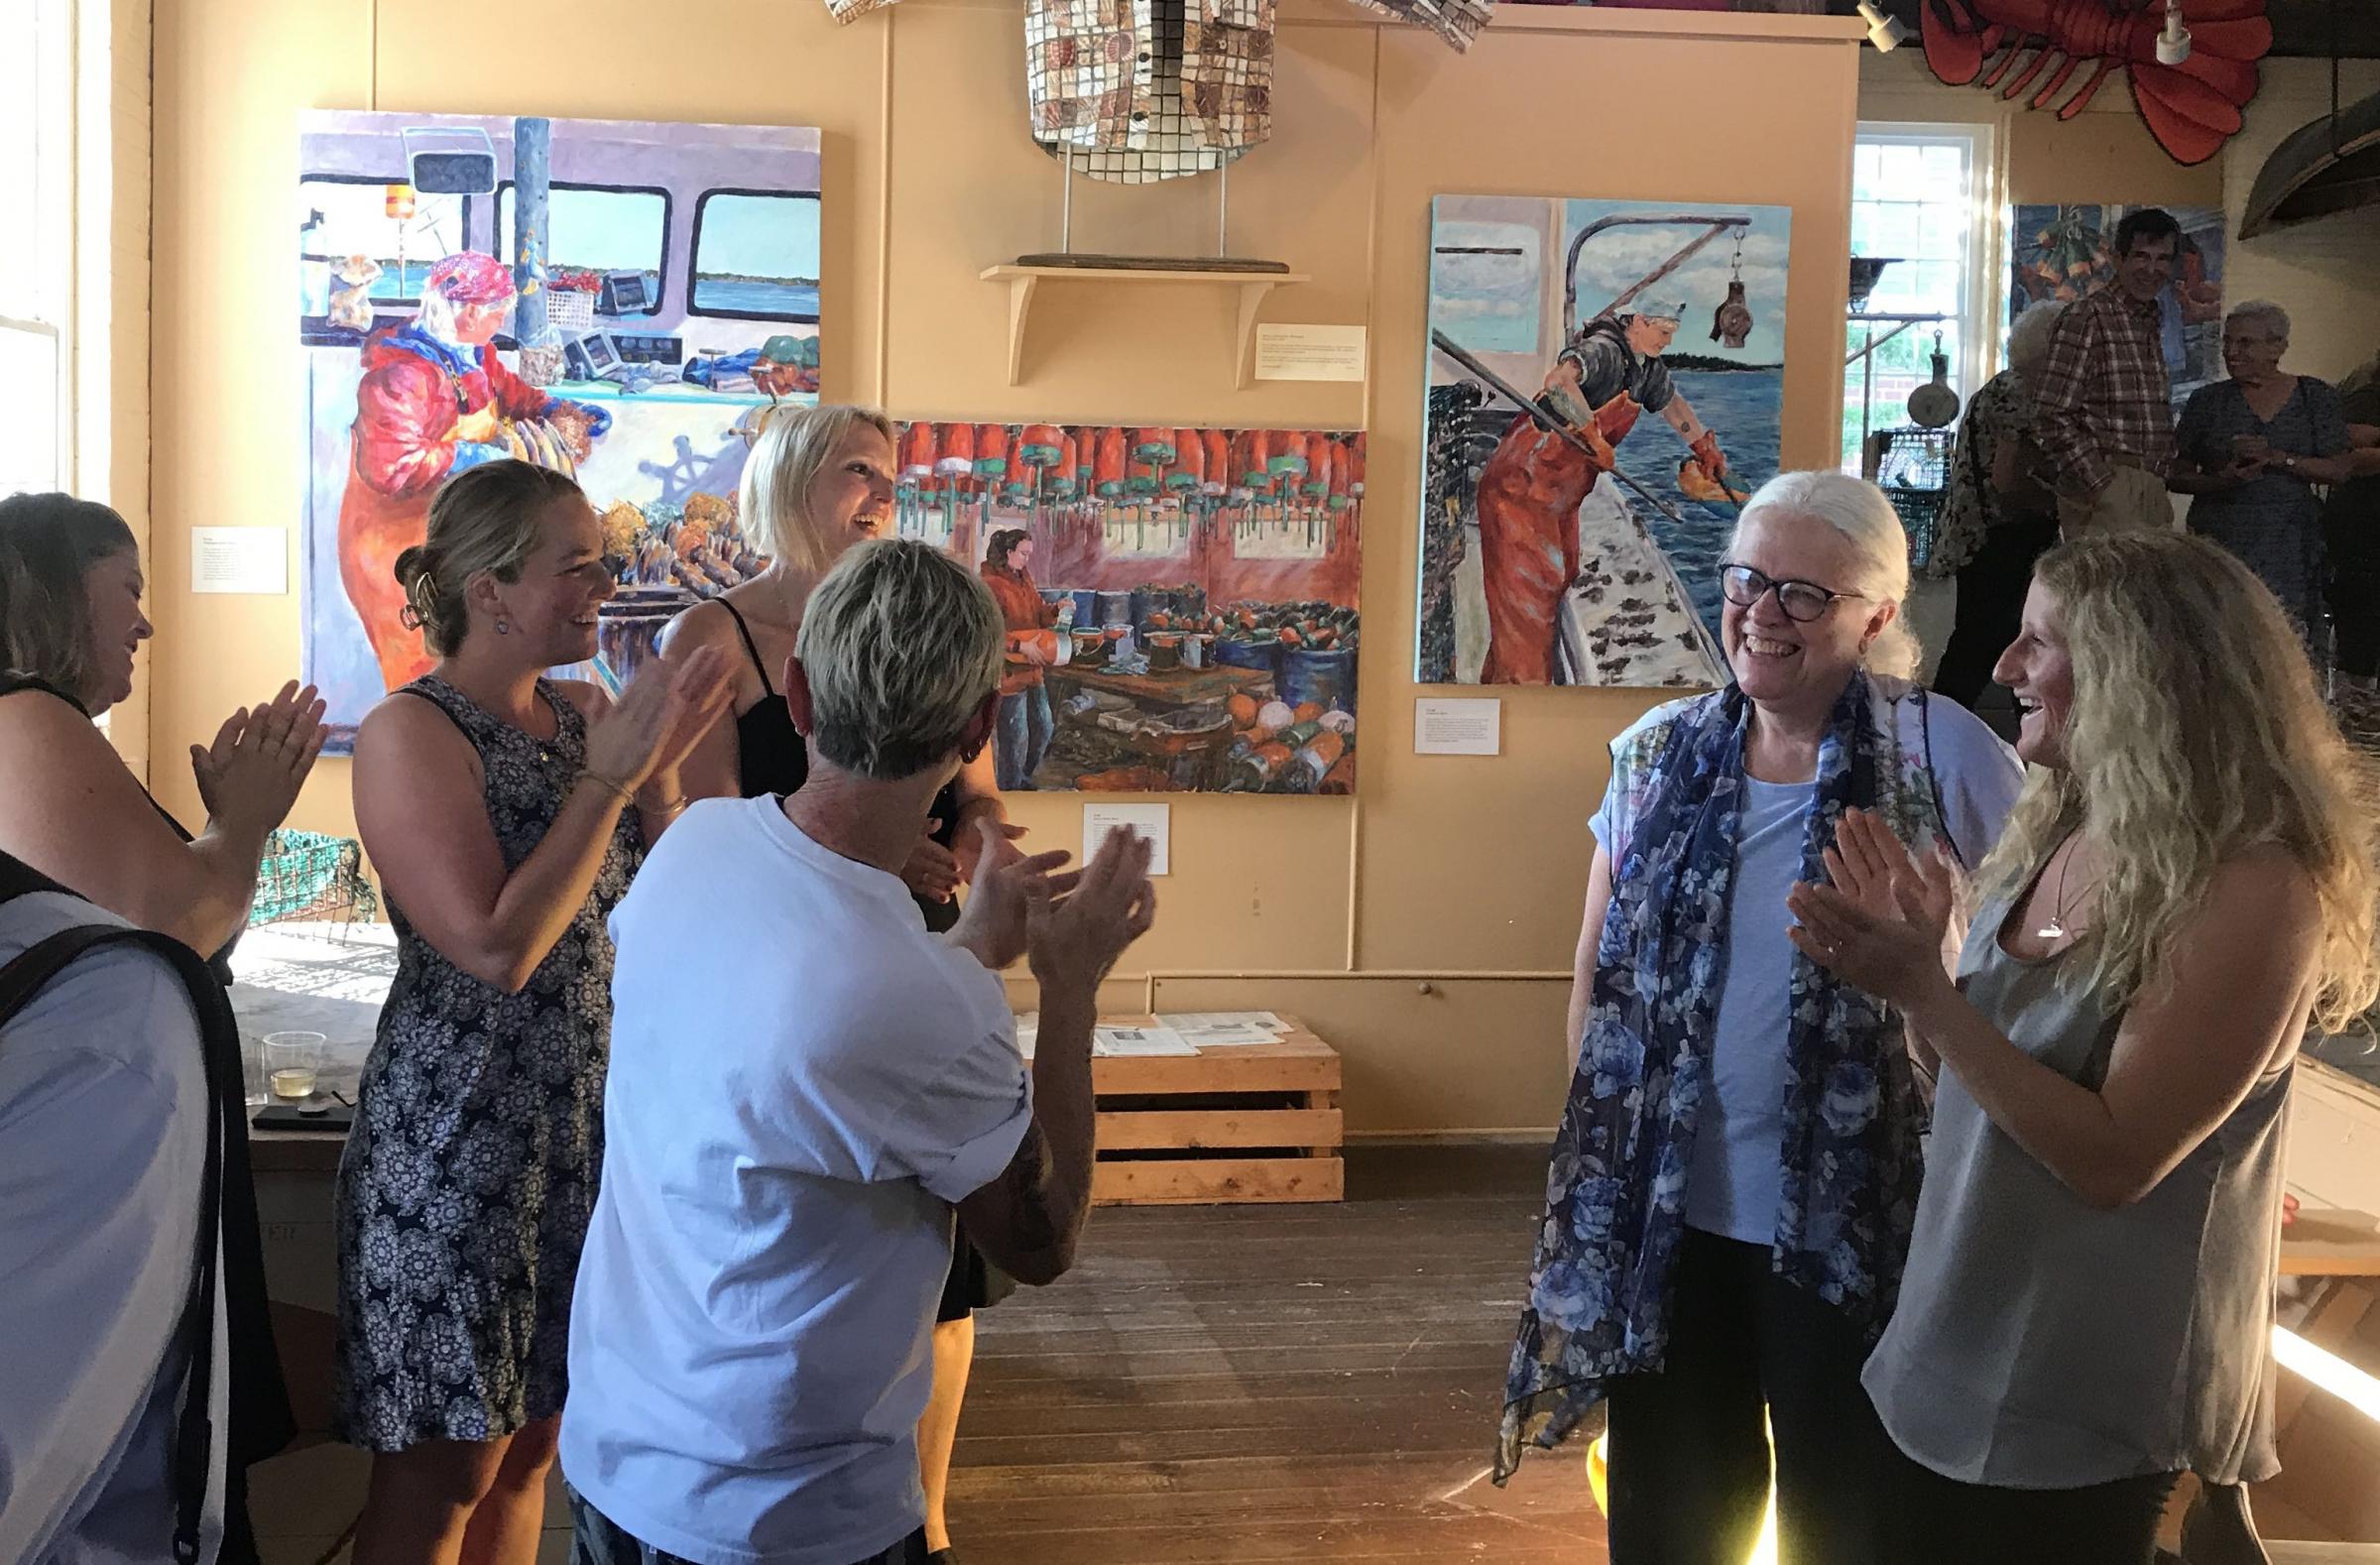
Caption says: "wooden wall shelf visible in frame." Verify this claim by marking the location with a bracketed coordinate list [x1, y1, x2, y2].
[980, 264, 1311, 389]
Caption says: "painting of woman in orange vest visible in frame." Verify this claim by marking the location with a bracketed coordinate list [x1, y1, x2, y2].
[336, 250, 612, 690]
[1474, 301, 1731, 683]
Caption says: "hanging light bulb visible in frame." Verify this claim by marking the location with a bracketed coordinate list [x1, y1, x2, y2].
[2156, 0, 2192, 65]
[1855, 0, 1907, 52]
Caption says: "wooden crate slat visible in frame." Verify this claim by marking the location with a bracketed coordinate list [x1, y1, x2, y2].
[1092, 1053, 1341, 1096]
[1095, 1108, 1343, 1151]
[1094, 1156, 1347, 1206]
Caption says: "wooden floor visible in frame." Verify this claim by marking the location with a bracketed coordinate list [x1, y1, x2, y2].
[944, 1144, 1610, 1563]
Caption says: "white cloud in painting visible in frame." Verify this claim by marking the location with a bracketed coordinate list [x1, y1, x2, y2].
[1569, 227, 1789, 302]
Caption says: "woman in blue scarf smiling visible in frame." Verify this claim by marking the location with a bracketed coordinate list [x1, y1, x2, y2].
[1498, 471, 2024, 1564]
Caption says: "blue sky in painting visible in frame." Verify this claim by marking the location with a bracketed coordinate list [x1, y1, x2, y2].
[1564, 198, 1791, 363]
[697, 192, 819, 280]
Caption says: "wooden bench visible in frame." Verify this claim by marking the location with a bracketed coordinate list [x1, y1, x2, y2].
[1088, 1017, 1344, 1206]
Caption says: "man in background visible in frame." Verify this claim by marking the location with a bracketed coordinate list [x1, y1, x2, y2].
[2031, 206, 2183, 537]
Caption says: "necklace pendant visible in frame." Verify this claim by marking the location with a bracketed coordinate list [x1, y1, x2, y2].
[2037, 917, 2066, 941]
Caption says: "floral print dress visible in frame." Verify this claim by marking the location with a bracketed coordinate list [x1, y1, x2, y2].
[332, 675, 642, 1451]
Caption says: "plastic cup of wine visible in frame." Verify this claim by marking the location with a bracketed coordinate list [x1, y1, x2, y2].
[265, 1031, 325, 1103]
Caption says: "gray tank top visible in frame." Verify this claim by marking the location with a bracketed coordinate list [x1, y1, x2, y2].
[1861, 870, 2291, 1487]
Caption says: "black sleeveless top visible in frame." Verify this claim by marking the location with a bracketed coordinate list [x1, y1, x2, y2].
[0, 671, 240, 984]
[716, 599, 964, 933]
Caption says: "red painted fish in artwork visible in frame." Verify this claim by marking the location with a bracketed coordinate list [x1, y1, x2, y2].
[1920, 0, 2272, 167]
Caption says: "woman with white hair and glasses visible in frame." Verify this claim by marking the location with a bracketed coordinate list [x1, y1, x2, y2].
[2169, 300, 2355, 644]
[1498, 471, 2024, 1563]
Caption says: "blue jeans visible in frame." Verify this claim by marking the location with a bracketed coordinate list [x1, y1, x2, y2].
[568, 1490, 929, 1565]
[996, 685, 1053, 789]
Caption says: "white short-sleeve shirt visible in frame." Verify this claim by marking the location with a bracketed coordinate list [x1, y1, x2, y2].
[561, 797, 1030, 1565]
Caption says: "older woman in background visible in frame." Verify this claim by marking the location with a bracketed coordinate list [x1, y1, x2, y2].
[1795, 533, 2380, 1564]
[2169, 301, 2353, 645]
[1499, 472, 2024, 1564]
[1929, 301, 2066, 708]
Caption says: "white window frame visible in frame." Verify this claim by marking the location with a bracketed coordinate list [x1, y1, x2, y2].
[1844, 121, 2003, 468]
[2, 0, 79, 499]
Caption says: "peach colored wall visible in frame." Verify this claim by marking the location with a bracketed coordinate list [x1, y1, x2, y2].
[150, 0, 1869, 1134]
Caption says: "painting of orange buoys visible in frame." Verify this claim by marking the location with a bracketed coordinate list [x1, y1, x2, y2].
[1420, 193, 1792, 688]
[886, 422, 1364, 795]
[298, 109, 821, 750]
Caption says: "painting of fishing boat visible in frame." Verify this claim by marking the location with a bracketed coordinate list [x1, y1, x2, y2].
[298, 110, 822, 750]
[1419, 193, 1791, 687]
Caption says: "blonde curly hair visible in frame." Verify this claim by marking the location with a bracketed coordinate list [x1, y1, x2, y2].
[1983, 533, 2380, 1032]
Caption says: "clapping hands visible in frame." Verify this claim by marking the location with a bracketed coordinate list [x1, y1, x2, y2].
[1786, 808, 1960, 1010]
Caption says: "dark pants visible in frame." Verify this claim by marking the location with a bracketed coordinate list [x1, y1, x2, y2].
[2328, 500, 2380, 678]
[1890, 1452, 2180, 1565]
[569, 1490, 930, 1565]
[1603, 1229, 1903, 1565]
[1933, 516, 2060, 709]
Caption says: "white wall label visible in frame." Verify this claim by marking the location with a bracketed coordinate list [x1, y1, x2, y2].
[1414, 697, 1501, 756]
[1083, 802, 1170, 876]
[190, 528, 289, 595]
[1252, 323, 1368, 383]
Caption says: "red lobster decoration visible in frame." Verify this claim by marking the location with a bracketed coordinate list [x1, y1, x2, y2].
[1921, 0, 2273, 167]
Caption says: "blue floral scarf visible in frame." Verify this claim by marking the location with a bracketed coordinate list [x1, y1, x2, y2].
[1494, 673, 1936, 1480]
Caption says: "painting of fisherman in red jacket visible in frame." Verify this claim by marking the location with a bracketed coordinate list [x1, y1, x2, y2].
[336, 250, 612, 690]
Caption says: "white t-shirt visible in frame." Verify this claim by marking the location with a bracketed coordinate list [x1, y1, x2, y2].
[0, 890, 226, 1565]
[561, 796, 1031, 1565]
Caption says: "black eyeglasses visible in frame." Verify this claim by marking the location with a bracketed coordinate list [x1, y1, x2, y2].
[1719, 563, 1862, 624]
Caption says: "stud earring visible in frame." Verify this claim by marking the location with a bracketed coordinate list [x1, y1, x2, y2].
[496, 618, 512, 636]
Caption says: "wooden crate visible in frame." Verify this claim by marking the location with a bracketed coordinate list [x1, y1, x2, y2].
[1087, 1018, 1344, 1205]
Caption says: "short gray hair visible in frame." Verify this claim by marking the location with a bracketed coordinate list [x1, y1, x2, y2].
[796, 539, 1005, 781]
[2008, 300, 2068, 373]
[2226, 299, 2291, 344]
[740, 403, 896, 573]
[1728, 470, 1921, 680]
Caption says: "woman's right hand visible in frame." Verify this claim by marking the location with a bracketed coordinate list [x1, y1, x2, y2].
[584, 647, 733, 795]
[191, 681, 328, 846]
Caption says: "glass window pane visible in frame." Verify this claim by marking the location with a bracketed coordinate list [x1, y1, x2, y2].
[1879, 143, 1925, 192]
[499, 184, 669, 304]
[1868, 202, 1921, 259]
[690, 191, 821, 321]
[1913, 260, 1962, 308]
[0, 22, 38, 318]
[0, 326, 60, 498]
[1854, 143, 1882, 189]
[1922, 144, 1965, 186]
[299, 180, 469, 303]
[1918, 205, 1965, 261]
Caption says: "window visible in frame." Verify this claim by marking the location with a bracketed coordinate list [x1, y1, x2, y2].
[1, 1, 73, 497]
[298, 176, 473, 307]
[1842, 124, 1998, 472]
[498, 182, 669, 315]
[689, 189, 821, 322]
